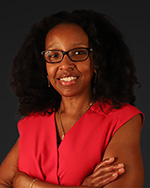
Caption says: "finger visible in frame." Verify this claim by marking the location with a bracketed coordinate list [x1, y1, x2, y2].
[83, 171, 118, 187]
[94, 157, 115, 172]
[95, 167, 125, 181]
[117, 167, 125, 175]
[88, 170, 119, 187]
[82, 167, 125, 187]
[92, 167, 125, 187]
[94, 172, 119, 187]
[92, 163, 124, 177]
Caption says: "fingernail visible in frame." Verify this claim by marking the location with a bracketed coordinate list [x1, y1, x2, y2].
[117, 163, 124, 168]
[112, 172, 118, 177]
[108, 157, 115, 162]
[118, 168, 125, 173]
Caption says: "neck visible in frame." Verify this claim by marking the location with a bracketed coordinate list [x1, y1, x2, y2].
[59, 95, 92, 115]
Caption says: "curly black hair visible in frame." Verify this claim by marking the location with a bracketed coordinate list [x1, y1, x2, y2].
[10, 10, 139, 116]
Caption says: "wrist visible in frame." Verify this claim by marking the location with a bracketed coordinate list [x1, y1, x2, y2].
[30, 179, 39, 188]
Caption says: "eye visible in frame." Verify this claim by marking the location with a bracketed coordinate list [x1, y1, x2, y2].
[48, 51, 60, 58]
[69, 48, 88, 61]
[45, 50, 62, 62]
[74, 49, 87, 56]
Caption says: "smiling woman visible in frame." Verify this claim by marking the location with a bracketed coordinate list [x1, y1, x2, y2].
[0, 10, 144, 188]
[45, 23, 94, 98]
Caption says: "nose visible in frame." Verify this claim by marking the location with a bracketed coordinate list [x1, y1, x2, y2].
[59, 55, 75, 70]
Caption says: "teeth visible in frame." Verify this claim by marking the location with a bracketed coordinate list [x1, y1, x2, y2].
[60, 76, 77, 82]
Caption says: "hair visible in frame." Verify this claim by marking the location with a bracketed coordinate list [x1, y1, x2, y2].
[10, 10, 140, 116]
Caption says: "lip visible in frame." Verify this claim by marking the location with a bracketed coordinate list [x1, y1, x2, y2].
[57, 75, 79, 86]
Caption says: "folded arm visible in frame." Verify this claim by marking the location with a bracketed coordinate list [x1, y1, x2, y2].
[0, 139, 123, 188]
[12, 157, 124, 188]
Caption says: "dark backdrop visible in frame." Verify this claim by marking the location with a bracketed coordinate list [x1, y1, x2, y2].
[0, 1, 150, 187]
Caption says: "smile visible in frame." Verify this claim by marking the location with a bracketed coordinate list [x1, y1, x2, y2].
[59, 76, 78, 82]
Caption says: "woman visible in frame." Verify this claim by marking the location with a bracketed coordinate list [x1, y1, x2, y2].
[0, 10, 144, 187]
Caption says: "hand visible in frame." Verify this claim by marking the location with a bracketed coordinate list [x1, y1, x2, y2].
[81, 157, 125, 187]
[13, 170, 33, 188]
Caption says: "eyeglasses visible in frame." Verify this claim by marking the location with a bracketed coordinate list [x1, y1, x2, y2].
[41, 48, 93, 63]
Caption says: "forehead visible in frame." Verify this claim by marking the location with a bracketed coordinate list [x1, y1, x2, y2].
[45, 23, 89, 48]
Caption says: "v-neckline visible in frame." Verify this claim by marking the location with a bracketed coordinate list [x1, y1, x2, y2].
[53, 111, 70, 150]
[53, 102, 96, 150]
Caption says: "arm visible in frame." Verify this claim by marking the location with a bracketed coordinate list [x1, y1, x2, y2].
[13, 157, 124, 188]
[0, 139, 122, 188]
[81, 157, 124, 187]
[0, 139, 19, 188]
[102, 114, 144, 187]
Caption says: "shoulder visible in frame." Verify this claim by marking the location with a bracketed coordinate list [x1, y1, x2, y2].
[112, 103, 142, 116]
[111, 103, 144, 127]
[98, 102, 144, 121]
[94, 101, 144, 136]
[17, 112, 54, 133]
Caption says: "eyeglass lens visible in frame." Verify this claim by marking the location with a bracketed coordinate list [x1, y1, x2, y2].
[43, 48, 89, 63]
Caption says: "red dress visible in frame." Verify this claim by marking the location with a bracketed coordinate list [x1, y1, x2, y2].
[18, 101, 143, 186]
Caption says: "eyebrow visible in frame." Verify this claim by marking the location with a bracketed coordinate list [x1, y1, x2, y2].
[72, 43, 88, 46]
[46, 43, 88, 50]
[46, 44, 60, 49]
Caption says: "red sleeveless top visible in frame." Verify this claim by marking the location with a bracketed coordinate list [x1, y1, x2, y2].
[17, 101, 143, 186]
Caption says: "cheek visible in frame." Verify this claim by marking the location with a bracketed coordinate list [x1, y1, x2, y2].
[46, 64, 57, 82]
[80, 61, 94, 78]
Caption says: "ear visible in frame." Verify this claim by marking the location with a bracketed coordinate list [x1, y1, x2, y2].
[94, 68, 97, 74]
[47, 75, 51, 87]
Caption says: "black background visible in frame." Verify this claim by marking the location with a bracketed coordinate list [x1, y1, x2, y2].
[0, 1, 150, 187]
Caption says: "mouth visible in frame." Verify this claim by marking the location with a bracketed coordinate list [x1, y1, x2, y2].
[58, 76, 79, 86]
[59, 76, 78, 82]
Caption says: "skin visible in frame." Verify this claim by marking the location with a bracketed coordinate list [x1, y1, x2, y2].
[45, 23, 95, 135]
[0, 23, 143, 188]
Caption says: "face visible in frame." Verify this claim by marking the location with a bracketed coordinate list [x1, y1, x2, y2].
[45, 23, 94, 98]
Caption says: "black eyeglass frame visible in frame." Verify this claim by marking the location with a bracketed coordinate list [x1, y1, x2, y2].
[41, 47, 93, 63]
